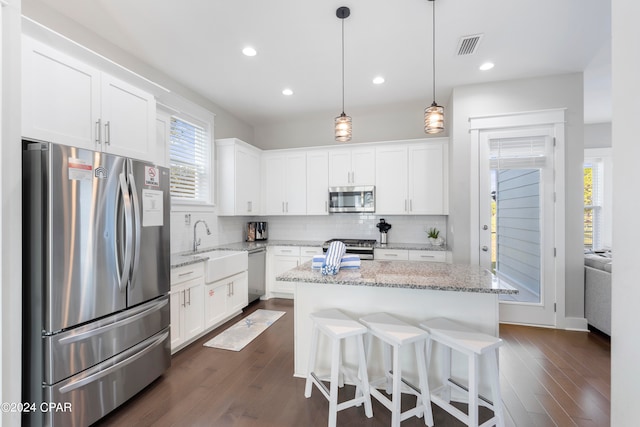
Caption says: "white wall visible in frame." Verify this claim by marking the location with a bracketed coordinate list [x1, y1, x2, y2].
[611, 1, 640, 424]
[449, 73, 585, 321]
[1, 1, 22, 425]
[254, 99, 449, 150]
[584, 122, 612, 148]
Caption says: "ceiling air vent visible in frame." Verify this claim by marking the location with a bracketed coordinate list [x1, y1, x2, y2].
[456, 34, 483, 56]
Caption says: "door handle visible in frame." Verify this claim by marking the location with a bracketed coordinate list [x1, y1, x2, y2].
[104, 121, 111, 145]
[95, 119, 101, 145]
[482, 246, 489, 252]
[483, 225, 489, 230]
[129, 170, 142, 289]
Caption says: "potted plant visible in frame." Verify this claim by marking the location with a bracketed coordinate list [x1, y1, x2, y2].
[427, 227, 444, 246]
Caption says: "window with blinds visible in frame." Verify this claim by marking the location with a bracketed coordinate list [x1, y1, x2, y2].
[489, 136, 551, 169]
[169, 116, 211, 203]
[584, 160, 603, 248]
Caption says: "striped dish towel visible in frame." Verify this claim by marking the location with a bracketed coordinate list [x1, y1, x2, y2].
[312, 254, 361, 270]
[321, 241, 346, 275]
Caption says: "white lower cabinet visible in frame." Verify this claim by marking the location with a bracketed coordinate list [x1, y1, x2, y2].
[171, 263, 248, 353]
[204, 271, 248, 330]
[267, 246, 322, 298]
[203, 280, 227, 330]
[170, 264, 205, 351]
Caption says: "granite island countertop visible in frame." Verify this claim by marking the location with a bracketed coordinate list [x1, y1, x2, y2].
[277, 260, 517, 294]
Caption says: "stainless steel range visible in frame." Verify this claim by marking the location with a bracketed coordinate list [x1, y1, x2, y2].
[322, 238, 376, 260]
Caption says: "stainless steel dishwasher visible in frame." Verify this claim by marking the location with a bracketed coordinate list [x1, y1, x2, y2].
[247, 248, 266, 303]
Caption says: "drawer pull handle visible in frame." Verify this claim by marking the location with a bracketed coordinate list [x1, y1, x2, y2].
[178, 271, 194, 277]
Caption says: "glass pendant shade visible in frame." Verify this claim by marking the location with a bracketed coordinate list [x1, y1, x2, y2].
[335, 112, 352, 142]
[424, 102, 444, 134]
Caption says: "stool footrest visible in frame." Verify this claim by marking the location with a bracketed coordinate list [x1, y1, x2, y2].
[369, 387, 426, 422]
[431, 384, 499, 427]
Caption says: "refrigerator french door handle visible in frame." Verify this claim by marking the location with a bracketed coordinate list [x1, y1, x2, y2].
[129, 171, 142, 287]
[117, 172, 133, 292]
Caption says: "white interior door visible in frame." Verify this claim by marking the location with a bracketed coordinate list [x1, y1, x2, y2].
[479, 128, 556, 326]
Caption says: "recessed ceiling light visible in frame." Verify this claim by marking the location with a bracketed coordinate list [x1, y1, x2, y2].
[242, 47, 257, 57]
[282, 88, 293, 96]
[479, 62, 494, 71]
[373, 76, 385, 85]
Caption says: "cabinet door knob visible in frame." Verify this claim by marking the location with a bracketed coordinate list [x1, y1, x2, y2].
[482, 225, 489, 230]
[482, 246, 489, 252]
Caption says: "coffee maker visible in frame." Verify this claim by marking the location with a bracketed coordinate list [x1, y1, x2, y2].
[246, 222, 268, 241]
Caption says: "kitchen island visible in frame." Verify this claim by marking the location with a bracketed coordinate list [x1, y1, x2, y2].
[277, 260, 517, 392]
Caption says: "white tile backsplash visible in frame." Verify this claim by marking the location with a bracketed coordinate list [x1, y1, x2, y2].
[264, 214, 447, 244]
[171, 209, 447, 253]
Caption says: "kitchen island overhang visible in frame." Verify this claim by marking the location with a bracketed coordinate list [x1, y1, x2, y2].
[277, 260, 517, 395]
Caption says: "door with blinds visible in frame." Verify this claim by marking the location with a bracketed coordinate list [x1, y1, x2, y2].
[479, 127, 556, 326]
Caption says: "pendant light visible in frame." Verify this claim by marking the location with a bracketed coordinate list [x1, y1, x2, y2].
[335, 6, 352, 142]
[424, 0, 444, 134]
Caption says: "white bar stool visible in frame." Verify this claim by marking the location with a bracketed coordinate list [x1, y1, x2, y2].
[304, 308, 373, 427]
[420, 318, 504, 427]
[359, 312, 434, 427]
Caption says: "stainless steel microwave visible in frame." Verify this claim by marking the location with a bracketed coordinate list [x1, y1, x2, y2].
[328, 186, 375, 213]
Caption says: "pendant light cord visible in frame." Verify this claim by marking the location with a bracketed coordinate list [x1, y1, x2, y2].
[341, 17, 345, 115]
[432, 0, 436, 104]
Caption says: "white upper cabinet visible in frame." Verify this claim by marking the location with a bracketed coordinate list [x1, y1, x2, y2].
[22, 36, 159, 163]
[217, 138, 262, 216]
[328, 147, 375, 186]
[263, 151, 306, 215]
[306, 150, 329, 215]
[22, 36, 100, 149]
[99, 74, 157, 162]
[408, 141, 448, 215]
[375, 139, 448, 215]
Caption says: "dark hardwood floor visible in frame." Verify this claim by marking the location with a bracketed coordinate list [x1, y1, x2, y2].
[94, 299, 610, 427]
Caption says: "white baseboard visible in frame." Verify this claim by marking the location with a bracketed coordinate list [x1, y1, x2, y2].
[562, 316, 589, 331]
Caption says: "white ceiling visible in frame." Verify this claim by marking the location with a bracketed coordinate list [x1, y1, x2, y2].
[30, 0, 612, 126]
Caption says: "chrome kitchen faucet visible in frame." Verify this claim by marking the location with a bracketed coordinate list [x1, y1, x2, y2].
[193, 219, 211, 252]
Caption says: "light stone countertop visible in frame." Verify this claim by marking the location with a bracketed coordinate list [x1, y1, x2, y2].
[276, 260, 518, 294]
[171, 240, 449, 269]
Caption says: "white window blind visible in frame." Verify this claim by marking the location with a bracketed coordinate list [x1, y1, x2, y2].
[584, 160, 604, 248]
[169, 116, 210, 203]
[490, 136, 551, 169]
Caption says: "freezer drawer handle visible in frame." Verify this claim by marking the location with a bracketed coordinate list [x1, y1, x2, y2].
[58, 330, 169, 394]
[58, 298, 168, 345]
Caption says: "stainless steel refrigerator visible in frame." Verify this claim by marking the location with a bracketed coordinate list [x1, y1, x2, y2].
[22, 140, 171, 427]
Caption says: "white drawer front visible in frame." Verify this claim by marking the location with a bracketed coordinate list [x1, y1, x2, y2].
[408, 250, 446, 263]
[300, 246, 322, 257]
[171, 263, 205, 285]
[374, 249, 409, 260]
[271, 246, 301, 256]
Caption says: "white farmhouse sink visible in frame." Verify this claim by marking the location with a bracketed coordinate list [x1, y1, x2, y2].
[199, 250, 248, 283]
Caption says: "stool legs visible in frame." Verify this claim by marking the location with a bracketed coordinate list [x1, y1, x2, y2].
[304, 324, 320, 398]
[415, 341, 434, 426]
[356, 334, 374, 418]
[468, 354, 479, 427]
[328, 339, 341, 427]
[488, 350, 504, 427]
[305, 318, 373, 427]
